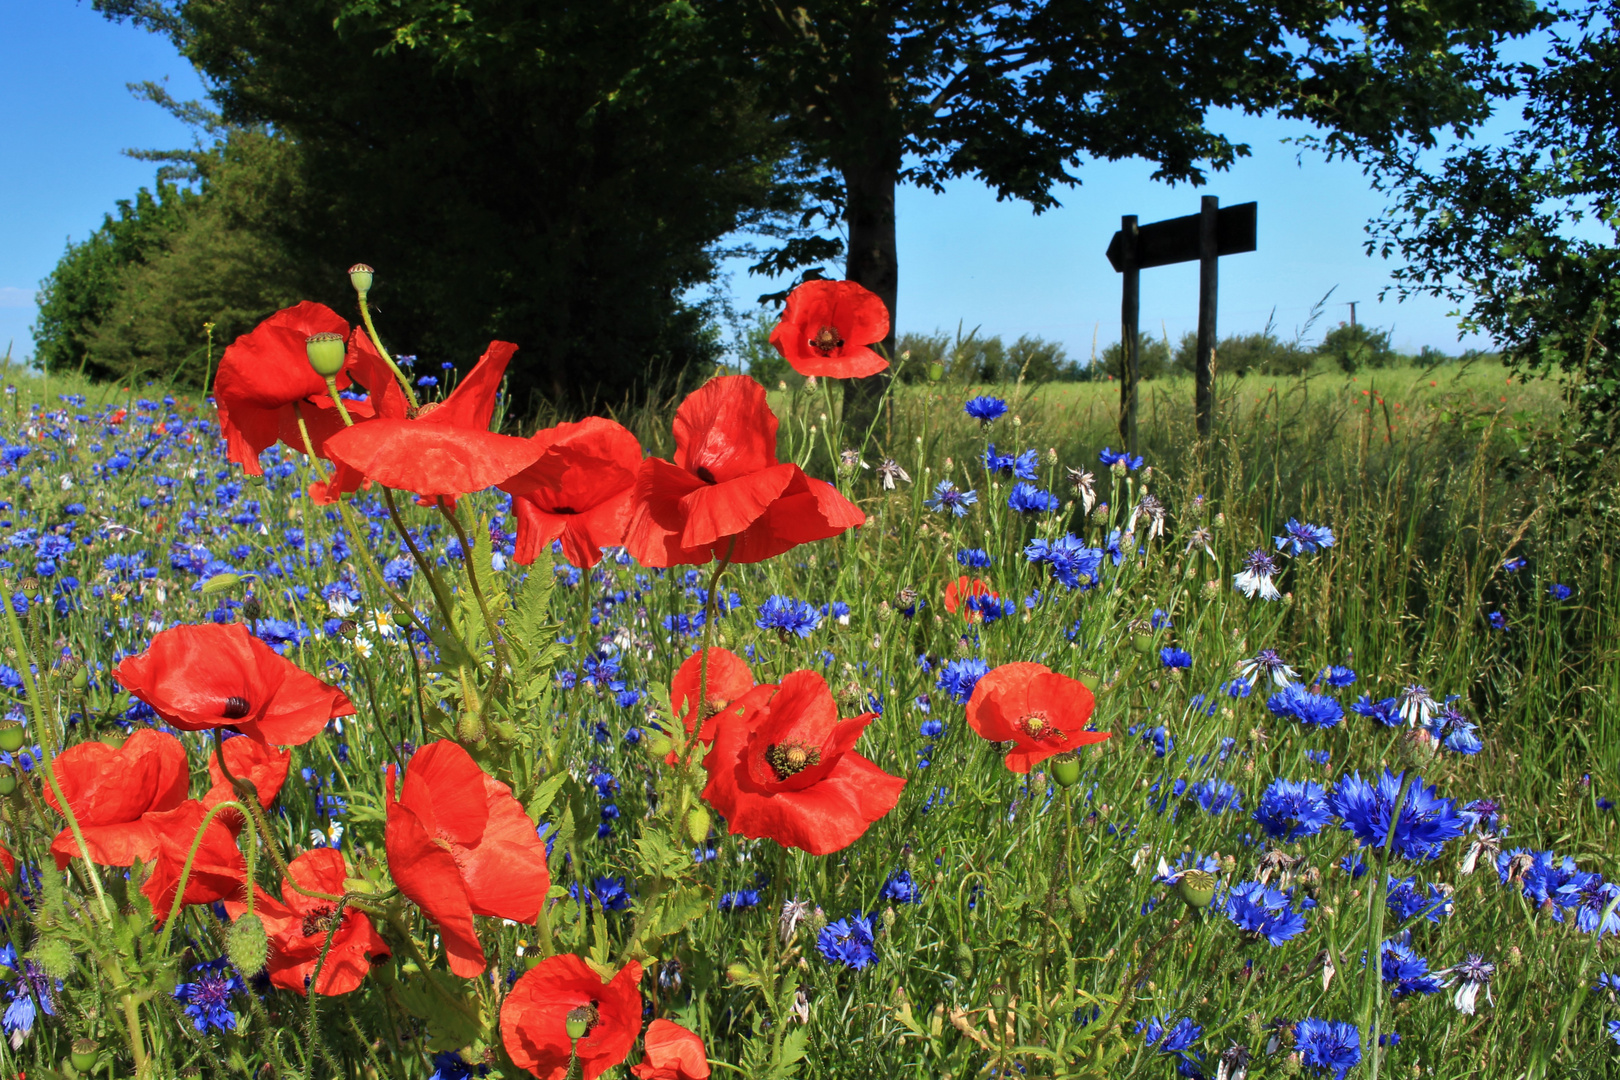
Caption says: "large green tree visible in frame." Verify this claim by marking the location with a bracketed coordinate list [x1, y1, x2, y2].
[91, 0, 803, 413]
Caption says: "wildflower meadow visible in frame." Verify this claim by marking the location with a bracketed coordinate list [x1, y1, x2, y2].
[0, 270, 1615, 1080]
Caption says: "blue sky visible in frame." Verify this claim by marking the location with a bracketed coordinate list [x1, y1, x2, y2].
[3, 0, 1509, 367]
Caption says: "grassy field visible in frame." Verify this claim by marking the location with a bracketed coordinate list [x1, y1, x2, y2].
[0, 354, 1615, 1080]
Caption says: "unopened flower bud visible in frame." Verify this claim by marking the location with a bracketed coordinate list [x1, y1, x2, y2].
[685, 806, 712, 845]
[643, 730, 674, 759]
[70, 665, 88, 691]
[306, 333, 346, 378]
[32, 938, 75, 981]
[456, 710, 484, 744]
[348, 263, 375, 296]
[241, 596, 263, 622]
[227, 913, 269, 977]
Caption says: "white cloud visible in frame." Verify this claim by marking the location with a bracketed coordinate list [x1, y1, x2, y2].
[0, 288, 35, 310]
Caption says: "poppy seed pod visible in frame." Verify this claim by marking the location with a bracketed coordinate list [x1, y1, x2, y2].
[565, 1005, 594, 1040]
[1050, 752, 1082, 788]
[347, 263, 375, 296]
[70, 1038, 99, 1072]
[0, 721, 24, 753]
[0, 767, 15, 796]
[1074, 668, 1102, 692]
[1177, 868, 1218, 910]
[305, 333, 347, 378]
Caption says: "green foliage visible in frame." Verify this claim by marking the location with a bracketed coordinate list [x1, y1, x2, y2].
[1316, 321, 1397, 374]
[1101, 332, 1172, 381]
[1170, 329, 1313, 377]
[898, 327, 1076, 384]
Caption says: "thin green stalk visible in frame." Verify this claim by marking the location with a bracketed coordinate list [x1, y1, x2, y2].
[356, 294, 420, 411]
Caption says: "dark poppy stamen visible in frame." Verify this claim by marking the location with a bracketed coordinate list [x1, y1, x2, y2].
[693, 466, 717, 484]
[300, 905, 343, 937]
[809, 326, 844, 356]
[765, 742, 821, 781]
[222, 696, 252, 720]
[1018, 712, 1065, 743]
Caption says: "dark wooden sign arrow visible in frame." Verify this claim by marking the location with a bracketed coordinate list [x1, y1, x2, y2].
[1108, 198, 1256, 452]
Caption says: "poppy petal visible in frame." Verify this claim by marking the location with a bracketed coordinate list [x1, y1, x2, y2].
[672, 375, 779, 483]
[384, 796, 486, 978]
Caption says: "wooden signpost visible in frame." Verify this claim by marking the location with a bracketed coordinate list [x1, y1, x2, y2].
[1106, 197, 1256, 452]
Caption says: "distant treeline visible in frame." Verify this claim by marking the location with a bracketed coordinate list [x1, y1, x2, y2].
[738, 310, 1500, 385]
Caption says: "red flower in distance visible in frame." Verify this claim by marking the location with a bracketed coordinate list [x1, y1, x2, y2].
[668, 646, 755, 761]
[500, 954, 644, 1080]
[631, 1019, 710, 1080]
[324, 341, 545, 502]
[43, 728, 189, 868]
[140, 799, 247, 919]
[385, 740, 552, 978]
[503, 417, 643, 568]
[214, 302, 352, 475]
[225, 848, 390, 996]
[114, 624, 354, 747]
[203, 735, 293, 824]
[0, 843, 16, 908]
[942, 575, 997, 622]
[768, 280, 890, 378]
[624, 375, 864, 567]
[965, 662, 1110, 773]
[700, 670, 904, 855]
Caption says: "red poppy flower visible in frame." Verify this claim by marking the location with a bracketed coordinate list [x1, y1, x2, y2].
[225, 849, 390, 996]
[203, 735, 292, 825]
[42, 728, 190, 868]
[624, 375, 864, 567]
[631, 1019, 710, 1080]
[0, 843, 16, 908]
[324, 341, 545, 502]
[700, 670, 904, 855]
[942, 575, 997, 622]
[214, 302, 355, 475]
[500, 954, 643, 1080]
[965, 662, 1110, 773]
[667, 646, 755, 761]
[140, 799, 247, 918]
[768, 280, 890, 378]
[384, 740, 551, 978]
[113, 624, 354, 747]
[502, 417, 643, 568]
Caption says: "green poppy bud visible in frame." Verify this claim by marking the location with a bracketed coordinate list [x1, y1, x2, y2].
[201, 572, 242, 595]
[227, 913, 269, 977]
[1177, 869, 1217, 910]
[32, 938, 75, 981]
[0, 767, 16, 796]
[70, 1038, 99, 1072]
[0, 721, 24, 753]
[348, 263, 375, 297]
[306, 333, 347, 378]
[1050, 752, 1082, 788]
[685, 805, 712, 845]
[70, 665, 88, 691]
[643, 730, 674, 759]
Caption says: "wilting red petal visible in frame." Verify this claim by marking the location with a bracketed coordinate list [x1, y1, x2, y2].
[768, 279, 890, 379]
[672, 375, 780, 483]
[214, 302, 351, 474]
[501, 955, 643, 1080]
[631, 1019, 711, 1080]
[45, 728, 189, 868]
[324, 421, 545, 500]
[141, 799, 247, 919]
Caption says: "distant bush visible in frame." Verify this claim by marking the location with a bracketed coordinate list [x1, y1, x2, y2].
[1101, 333, 1173, 381]
[1171, 330, 1312, 377]
[1317, 321, 1395, 373]
[896, 327, 1077, 383]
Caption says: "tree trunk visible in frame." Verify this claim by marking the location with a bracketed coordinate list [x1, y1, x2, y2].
[842, 158, 898, 444]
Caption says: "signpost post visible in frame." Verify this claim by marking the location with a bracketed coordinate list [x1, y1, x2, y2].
[1107, 199, 1256, 451]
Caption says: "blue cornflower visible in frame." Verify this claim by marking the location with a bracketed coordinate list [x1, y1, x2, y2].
[719, 889, 761, 912]
[416, 375, 439, 388]
[1332, 770, 1467, 861]
[956, 547, 991, 568]
[1324, 665, 1357, 687]
[1253, 778, 1332, 841]
[1233, 549, 1282, 600]
[1548, 583, 1572, 600]
[1012, 449, 1039, 480]
[817, 913, 878, 970]
[1160, 647, 1192, 670]
[1025, 534, 1104, 590]
[964, 395, 1008, 423]
[756, 595, 822, 639]
[1487, 611, 1509, 631]
[1267, 683, 1344, 729]
[1295, 1018, 1362, 1080]
[1223, 880, 1309, 945]
[1104, 529, 1128, 566]
[936, 658, 989, 703]
[1379, 935, 1443, 998]
[1275, 519, 1336, 556]
[571, 876, 632, 912]
[1190, 778, 1243, 814]
[1007, 483, 1059, 514]
[1426, 704, 1483, 755]
[2, 958, 56, 1045]
[1503, 557, 1527, 572]
[1098, 446, 1143, 471]
[1304, 748, 1331, 766]
[1151, 608, 1174, 629]
[173, 958, 244, 1033]
[1351, 694, 1402, 727]
[926, 480, 979, 517]
[879, 869, 922, 904]
[428, 1050, 488, 1079]
[982, 443, 1015, 474]
[1386, 875, 1453, 923]
[1566, 876, 1620, 936]
[1136, 1015, 1203, 1070]
[1607, 1020, 1620, 1047]
[1594, 972, 1620, 997]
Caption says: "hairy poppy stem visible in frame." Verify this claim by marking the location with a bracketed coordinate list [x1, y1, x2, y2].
[437, 499, 513, 690]
[356, 294, 421, 411]
[689, 536, 738, 768]
[382, 487, 461, 633]
[323, 376, 354, 427]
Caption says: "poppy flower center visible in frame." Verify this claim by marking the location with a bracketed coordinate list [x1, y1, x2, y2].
[693, 466, 718, 484]
[566, 1002, 600, 1038]
[765, 742, 821, 781]
[698, 697, 729, 721]
[300, 905, 345, 937]
[1018, 712, 1065, 743]
[809, 326, 844, 356]
[407, 402, 442, 420]
[222, 696, 252, 720]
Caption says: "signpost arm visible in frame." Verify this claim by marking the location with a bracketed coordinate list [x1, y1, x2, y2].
[1196, 195, 1218, 440]
[1119, 215, 1140, 455]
